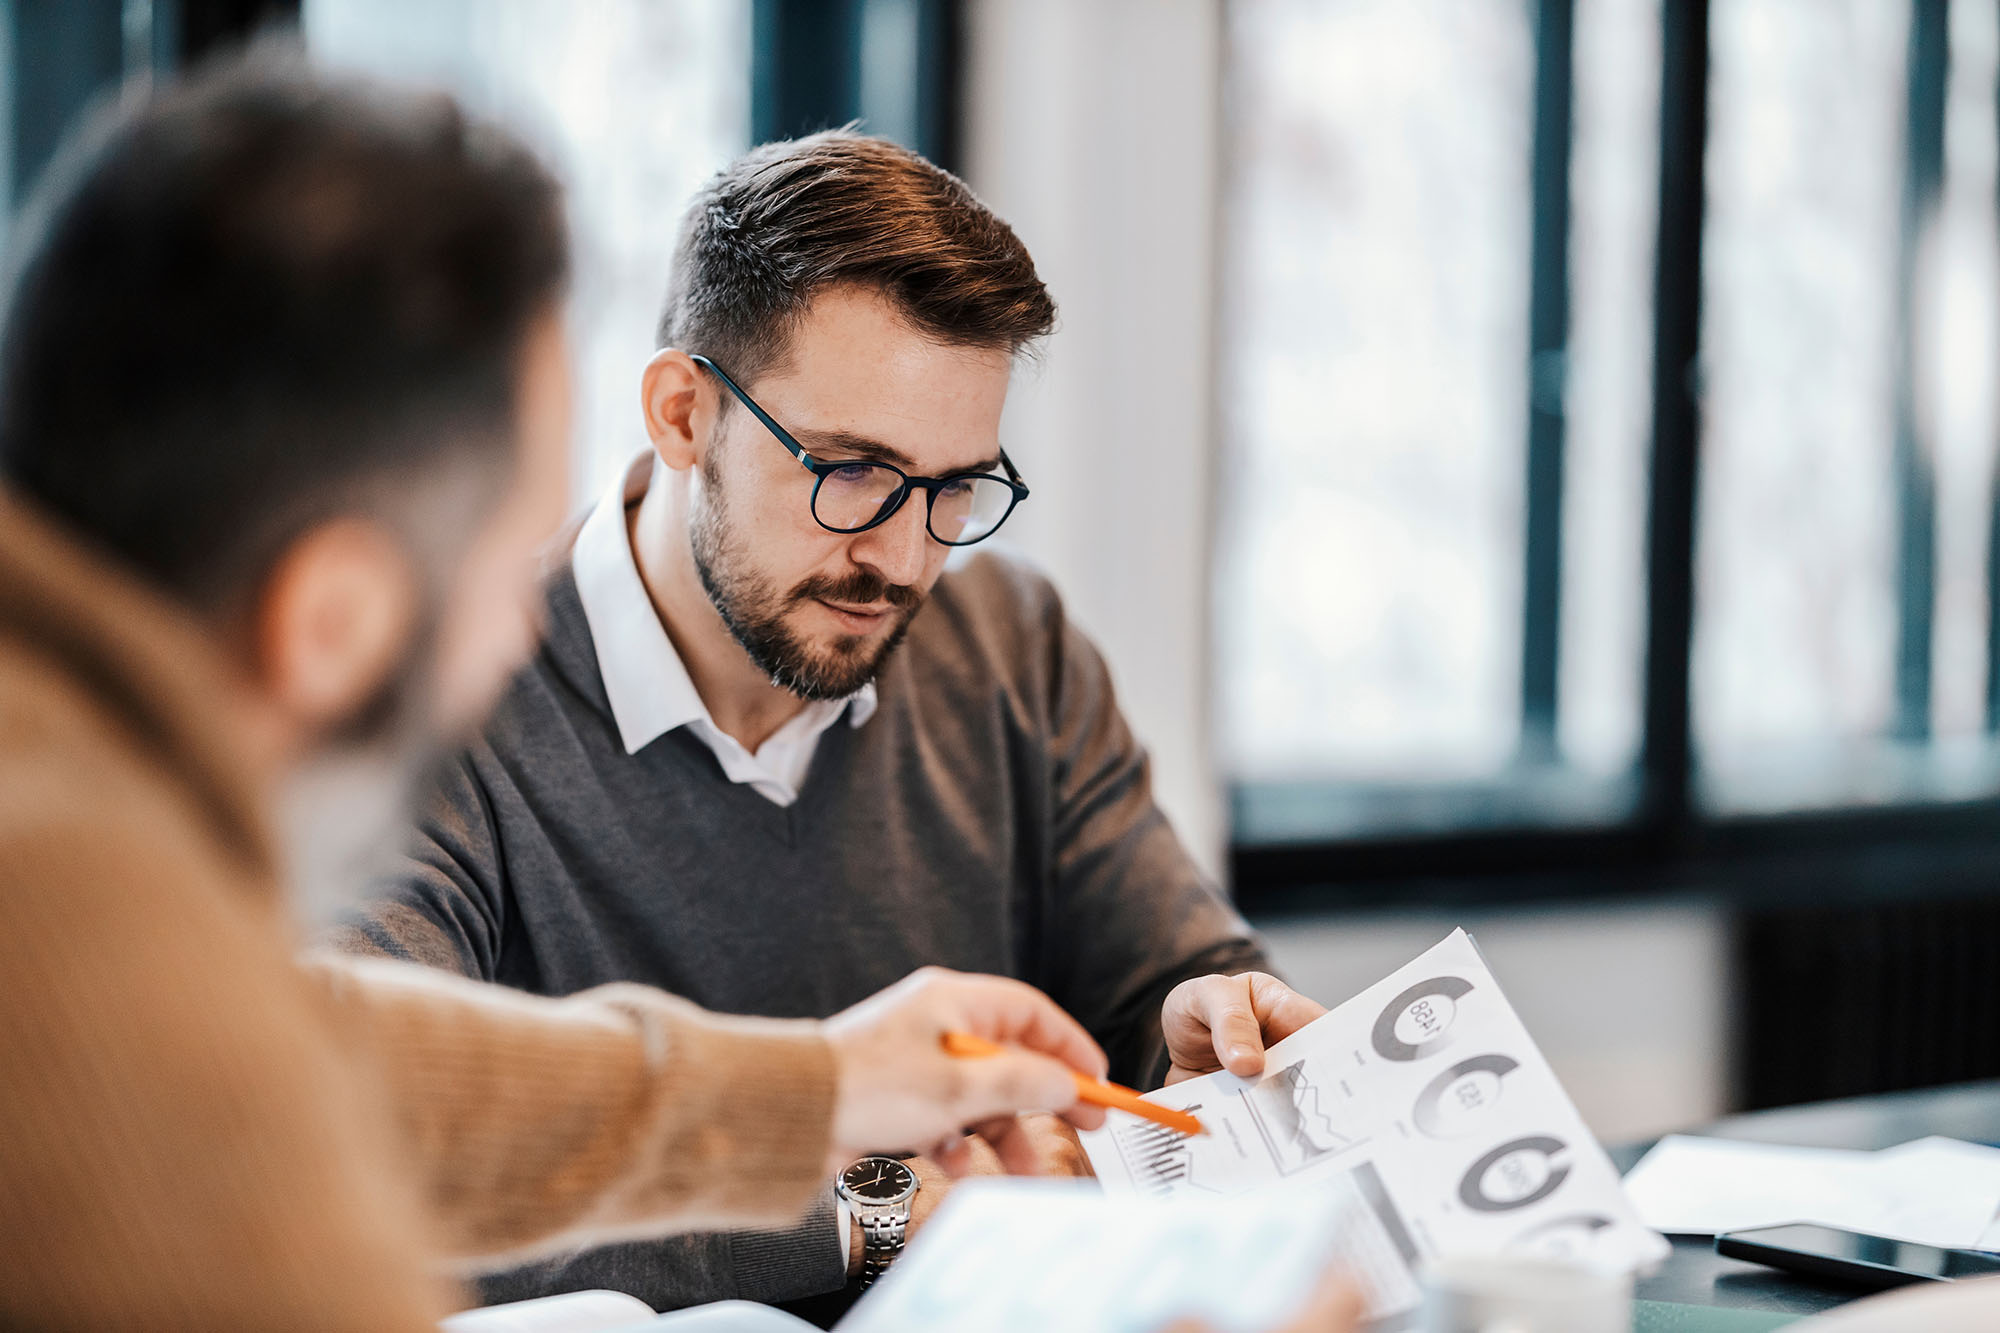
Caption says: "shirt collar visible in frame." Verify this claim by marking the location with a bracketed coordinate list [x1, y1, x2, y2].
[570, 450, 878, 756]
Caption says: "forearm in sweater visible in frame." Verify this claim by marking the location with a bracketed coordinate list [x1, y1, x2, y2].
[302, 951, 838, 1267]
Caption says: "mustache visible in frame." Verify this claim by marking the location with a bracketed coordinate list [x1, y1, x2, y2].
[789, 569, 925, 611]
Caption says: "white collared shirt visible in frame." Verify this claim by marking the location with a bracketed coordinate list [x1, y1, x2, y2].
[570, 450, 878, 807]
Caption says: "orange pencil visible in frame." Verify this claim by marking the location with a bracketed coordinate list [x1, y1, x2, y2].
[942, 1030, 1207, 1136]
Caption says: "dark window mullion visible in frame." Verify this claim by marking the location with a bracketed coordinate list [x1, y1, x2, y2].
[1892, 0, 1948, 744]
[1520, 0, 1574, 765]
[1989, 7, 2000, 733]
[752, 0, 865, 148]
[1638, 0, 1709, 830]
[751, 0, 961, 173]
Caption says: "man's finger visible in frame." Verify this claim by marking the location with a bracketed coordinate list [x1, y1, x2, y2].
[932, 1134, 974, 1177]
[1205, 976, 1269, 1077]
[960, 1048, 1081, 1121]
[975, 1115, 1045, 1176]
[1246, 972, 1329, 1046]
[1057, 1101, 1107, 1134]
[958, 975, 1108, 1081]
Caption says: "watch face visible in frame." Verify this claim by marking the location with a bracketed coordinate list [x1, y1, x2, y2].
[841, 1157, 918, 1205]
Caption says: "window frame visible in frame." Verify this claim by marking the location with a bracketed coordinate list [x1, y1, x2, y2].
[1226, 0, 2000, 915]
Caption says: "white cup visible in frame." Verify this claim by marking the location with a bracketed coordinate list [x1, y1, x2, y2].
[1419, 1256, 1633, 1333]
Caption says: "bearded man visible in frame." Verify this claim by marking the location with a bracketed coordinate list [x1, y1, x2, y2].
[338, 130, 1330, 1315]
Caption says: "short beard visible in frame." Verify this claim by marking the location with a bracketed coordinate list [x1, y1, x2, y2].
[689, 451, 924, 701]
[277, 612, 448, 927]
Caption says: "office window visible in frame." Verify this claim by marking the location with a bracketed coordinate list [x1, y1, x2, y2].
[1216, 0, 1658, 839]
[1697, 0, 2000, 813]
[304, 0, 751, 500]
[1224, 0, 2000, 898]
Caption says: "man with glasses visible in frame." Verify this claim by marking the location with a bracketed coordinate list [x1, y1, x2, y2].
[337, 131, 1329, 1316]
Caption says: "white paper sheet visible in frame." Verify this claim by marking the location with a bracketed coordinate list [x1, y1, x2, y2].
[1077, 929, 1666, 1326]
[441, 1291, 660, 1333]
[836, 1180, 1358, 1333]
[1622, 1133, 2000, 1250]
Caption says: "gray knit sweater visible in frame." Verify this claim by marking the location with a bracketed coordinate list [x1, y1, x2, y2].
[333, 549, 1269, 1314]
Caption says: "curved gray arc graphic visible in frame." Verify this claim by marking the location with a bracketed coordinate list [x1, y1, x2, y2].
[1413, 1053, 1520, 1137]
[1370, 975, 1476, 1061]
[1458, 1135, 1571, 1213]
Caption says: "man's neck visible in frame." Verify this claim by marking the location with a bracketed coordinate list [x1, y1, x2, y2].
[627, 465, 809, 754]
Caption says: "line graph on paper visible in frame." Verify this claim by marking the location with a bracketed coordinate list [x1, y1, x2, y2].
[1242, 1060, 1368, 1175]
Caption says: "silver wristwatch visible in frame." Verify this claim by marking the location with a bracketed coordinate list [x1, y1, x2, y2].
[835, 1156, 920, 1287]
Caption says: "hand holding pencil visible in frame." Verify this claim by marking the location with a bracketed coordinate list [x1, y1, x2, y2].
[820, 967, 1111, 1176]
[943, 1030, 1206, 1137]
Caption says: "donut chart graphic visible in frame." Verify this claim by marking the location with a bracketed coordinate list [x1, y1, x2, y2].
[1371, 975, 1476, 1062]
[1413, 1053, 1520, 1138]
[1457, 1136, 1572, 1213]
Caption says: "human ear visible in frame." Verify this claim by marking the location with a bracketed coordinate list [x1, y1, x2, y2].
[641, 348, 706, 472]
[251, 519, 419, 734]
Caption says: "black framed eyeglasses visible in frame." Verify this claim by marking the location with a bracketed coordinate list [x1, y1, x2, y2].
[689, 353, 1030, 547]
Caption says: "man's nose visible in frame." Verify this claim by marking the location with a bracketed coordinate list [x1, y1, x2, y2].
[849, 491, 932, 588]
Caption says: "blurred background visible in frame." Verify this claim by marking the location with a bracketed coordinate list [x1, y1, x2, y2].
[6, 0, 1998, 1144]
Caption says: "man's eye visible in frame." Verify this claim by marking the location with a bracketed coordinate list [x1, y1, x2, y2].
[828, 464, 878, 484]
[938, 478, 974, 499]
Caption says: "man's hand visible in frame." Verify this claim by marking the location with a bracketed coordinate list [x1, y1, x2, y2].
[845, 1117, 1095, 1277]
[822, 968, 1109, 1174]
[1160, 972, 1327, 1086]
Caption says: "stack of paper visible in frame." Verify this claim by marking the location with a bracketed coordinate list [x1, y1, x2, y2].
[840, 1181, 1355, 1333]
[1621, 1135, 2000, 1250]
[1078, 929, 1667, 1324]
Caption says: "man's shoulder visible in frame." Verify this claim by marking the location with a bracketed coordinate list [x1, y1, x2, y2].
[470, 567, 616, 756]
[914, 546, 1067, 655]
[892, 548, 1073, 713]
[0, 641, 263, 923]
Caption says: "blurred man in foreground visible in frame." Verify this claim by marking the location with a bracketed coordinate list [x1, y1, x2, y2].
[0, 55, 1113, 1330]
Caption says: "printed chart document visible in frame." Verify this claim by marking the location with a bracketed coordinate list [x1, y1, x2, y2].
[838, 1180, 1354, 1333]
[1079, 929, 1667, 1324]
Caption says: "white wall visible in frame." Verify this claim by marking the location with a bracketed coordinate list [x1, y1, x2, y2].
[962, 0, 1227, 876]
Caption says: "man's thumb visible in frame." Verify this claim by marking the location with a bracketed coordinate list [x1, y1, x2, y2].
[1217, 1001, 1267, 1076]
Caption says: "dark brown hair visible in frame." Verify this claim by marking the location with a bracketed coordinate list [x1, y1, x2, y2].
[0, 49, 569, 611]
[656, 130, 1055, 384]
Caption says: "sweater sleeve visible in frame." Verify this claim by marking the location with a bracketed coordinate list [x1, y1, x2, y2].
[302, 951, 839, 1267]
[327, 750, 507, 980]
[321, 753, 856, 1308]
[1036, 592, 1275, 1089]
[0, 815, 454, 1332]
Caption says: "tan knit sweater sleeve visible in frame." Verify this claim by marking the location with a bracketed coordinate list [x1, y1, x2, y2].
[302, 951, 839, 1267]
[0, 803, 455, 1331]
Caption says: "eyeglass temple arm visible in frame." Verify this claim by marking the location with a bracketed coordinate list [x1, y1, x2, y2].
[998, 448, 1029, 493]
[687, 353, 818, 474]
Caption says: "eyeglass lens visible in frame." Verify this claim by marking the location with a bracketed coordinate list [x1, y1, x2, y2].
[814, 463, 1016, 545]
